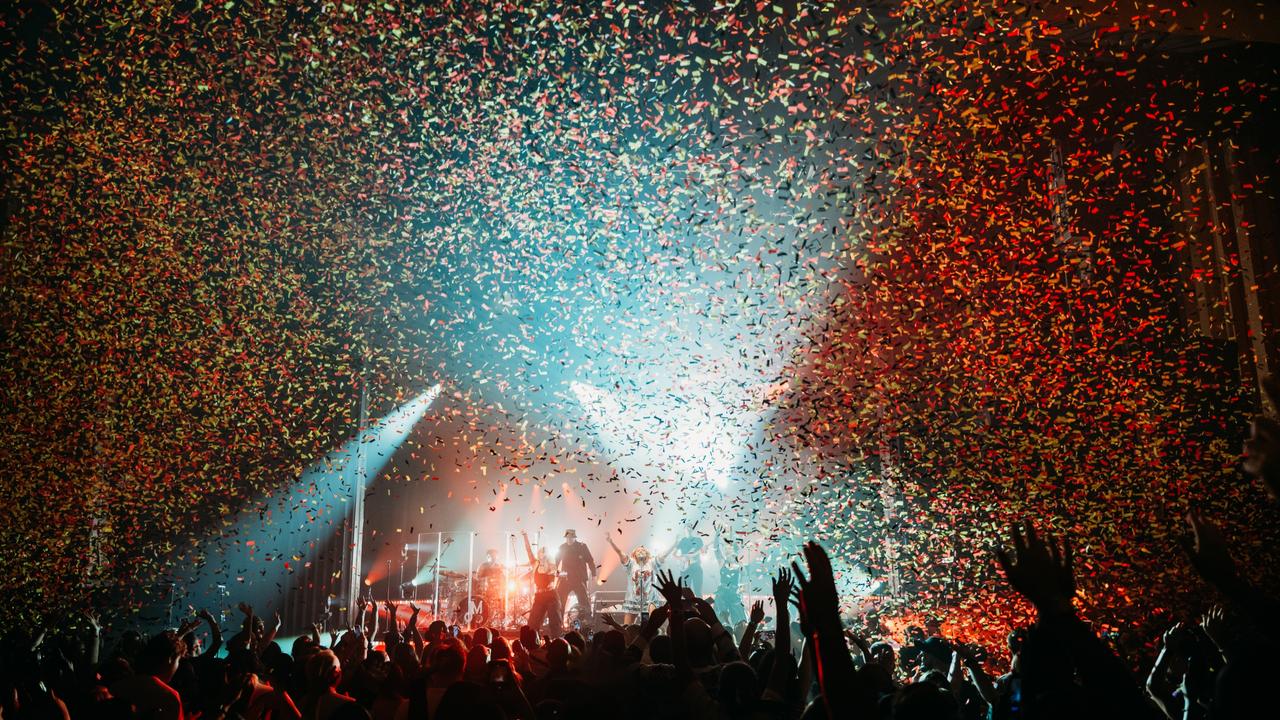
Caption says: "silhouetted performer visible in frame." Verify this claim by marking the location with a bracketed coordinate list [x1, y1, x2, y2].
[557, 529, 595, 626]
[673, 529, 705, 596]
[714, 537, 747, 626]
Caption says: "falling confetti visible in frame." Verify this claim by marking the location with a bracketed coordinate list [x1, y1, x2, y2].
[2, 0, 1277, 653]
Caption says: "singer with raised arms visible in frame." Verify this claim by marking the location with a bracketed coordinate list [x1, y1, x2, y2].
[520, 530, 563, 637]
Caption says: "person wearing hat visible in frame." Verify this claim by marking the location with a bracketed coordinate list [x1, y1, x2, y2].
[556, 529, 596, 626]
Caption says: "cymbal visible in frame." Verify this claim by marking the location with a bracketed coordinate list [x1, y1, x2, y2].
[437, 570, 468, 579]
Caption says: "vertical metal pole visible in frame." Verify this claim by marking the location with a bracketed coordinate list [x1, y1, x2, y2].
[503, 532, 511, 628]
[347, 364, 370, 626]
[467, 532, 475, 624]
[434, 532, 443, 620]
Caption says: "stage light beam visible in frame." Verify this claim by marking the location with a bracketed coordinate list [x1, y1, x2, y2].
[181, 385, 442, 618]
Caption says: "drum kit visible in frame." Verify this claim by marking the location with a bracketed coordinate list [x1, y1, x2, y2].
[428, 567, 533, 628]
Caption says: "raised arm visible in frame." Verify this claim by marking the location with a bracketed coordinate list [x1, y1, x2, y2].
[85, 609, 102, 668]
[232, 602, 256, 651]
[793, 543, 873, 719]
[366, 600, 379, 652]
[654, 569, 692, 683]
[406, 603, 424, 655]
[1200, 604, 1235, 663]
[997, 521, 1160, 719]
[765, 568, 794, 698]
[738, 600, 764, 659]
[260, 611, 281, 653]
[355, 599, 369, 641]
[1144, 624, 1184, 720]
[198, 608, 223, 658]
[955, 644, 998, 708]
[238, 602, 255, 635]
[521, 531, 537, 566]
[1182, 512, 1280, 627]
[383, 600, 402, 650]
[608, 535, 627, 565]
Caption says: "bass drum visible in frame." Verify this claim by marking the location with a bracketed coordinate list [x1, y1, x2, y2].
[453, 594, 488, 628]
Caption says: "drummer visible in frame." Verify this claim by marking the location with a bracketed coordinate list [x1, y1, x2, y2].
[476, 549, 504, 592]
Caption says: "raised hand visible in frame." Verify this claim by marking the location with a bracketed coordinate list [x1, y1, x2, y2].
[1200, 605, 1223, 638]
[653, 568, 685, 607]
[238, 602, 254, 617]
[409, 602, 421, 615]
[196, 608, 216, 622]
[601, 613, 622, 630]
[749, 600, 765, 625]
[1181, 512, 1238, 586]
[384, 600, 399, 616]
[994, 521, 1075, 614]
[1199, 604, 1234, 661]
[791, 542, 842, 633]
[772, 567, 793, 605]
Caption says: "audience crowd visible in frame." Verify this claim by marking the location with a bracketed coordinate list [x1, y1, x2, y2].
[2, 379, 1277, 719]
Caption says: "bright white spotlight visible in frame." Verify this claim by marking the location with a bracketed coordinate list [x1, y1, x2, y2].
[369, 384, 442, 443]
[184, 384, 443, 611]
